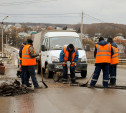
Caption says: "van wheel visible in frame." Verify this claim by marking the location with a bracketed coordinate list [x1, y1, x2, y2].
[81, 70, 87, 78]
[45, 64, 54, 78]
[53, 72, 63, 82]
[37, 61, 41, 74]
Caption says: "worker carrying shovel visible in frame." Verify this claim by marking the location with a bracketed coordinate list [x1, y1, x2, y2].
[22, 39, 41, 89]
[89, 37, 113, 88]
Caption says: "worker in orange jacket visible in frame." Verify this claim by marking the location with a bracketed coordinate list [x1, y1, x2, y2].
[22, 39, 41, 89]
[60, 44, 79, 84]
[90, 37, 113, 88]
[107, 38, 119, 86]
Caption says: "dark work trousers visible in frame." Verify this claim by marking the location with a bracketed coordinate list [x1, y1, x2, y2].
[23, 66, 39, 87]
[20, 60, 25, 84]
[109, 64, 117, 84]
[21, 66, 30, 85]
[20, 60, 30, 85]
[21, 65, 25, 84]
[63, 65, 75, 80]
[90, 63, 110, 88]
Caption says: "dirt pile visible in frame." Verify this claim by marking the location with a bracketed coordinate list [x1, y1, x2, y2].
[0, 80, 34, 96]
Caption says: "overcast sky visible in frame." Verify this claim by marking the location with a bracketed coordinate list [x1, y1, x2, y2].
[0, 0, 126, 24]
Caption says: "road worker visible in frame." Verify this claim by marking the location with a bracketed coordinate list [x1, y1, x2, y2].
[17, 42, 26, 78]
[107, 38, 119, 86]
[19, 41, 26, 84]
[90, 37, 113, 88]
[60, 44, 79, 84]
[19, 41, 31, 87]
[22, 39, 41, 89]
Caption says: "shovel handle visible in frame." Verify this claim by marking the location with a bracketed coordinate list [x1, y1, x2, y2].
[39, 54, 48, 88]
[87, 72, 94, 83]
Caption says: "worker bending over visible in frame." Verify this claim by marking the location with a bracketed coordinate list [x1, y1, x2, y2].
[60, 44, 79, 84]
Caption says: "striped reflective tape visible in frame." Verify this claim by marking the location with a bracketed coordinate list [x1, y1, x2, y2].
[22, 53, 29, 55]
[112, 56, 118, 58]
[96, 54, 111, 56]
[110, 76, 116, 78]
[22, 57, 32, 59]
[103, 80, 109, 82]
[64, 56, 68, 58]
[91, 79, 97, 81]
[114, 52, 119, 54]
[97, 44, 111, 52]
[26, 46, 29, 54]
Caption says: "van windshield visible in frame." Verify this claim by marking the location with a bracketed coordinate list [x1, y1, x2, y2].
[50, 36, 83, 50]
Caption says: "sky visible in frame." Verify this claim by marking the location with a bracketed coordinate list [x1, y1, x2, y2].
[0, 0, 126, 25]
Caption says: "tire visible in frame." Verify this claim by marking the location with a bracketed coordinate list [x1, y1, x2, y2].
[81, 70, 87, 78]
[53, 73, 60, 82]
[37, 61, 41, 74]
[53, 72, 63, 82]
[45, 64, 54, 78]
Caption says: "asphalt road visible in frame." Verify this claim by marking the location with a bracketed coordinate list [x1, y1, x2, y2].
[0, 46, 126, 113]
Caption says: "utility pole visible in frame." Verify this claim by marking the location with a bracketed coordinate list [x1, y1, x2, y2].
[1, 16, 9, 57]
[6, 35, 7, 44]
[1, 23, 4, 57]
[80, 11, 84, 41]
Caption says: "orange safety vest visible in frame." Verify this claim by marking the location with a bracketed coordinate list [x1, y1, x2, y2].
[22, 44, 36, 66]
[19, 57, 22, 61]
[95, 43, 111, 63]
[63, 47, 77, 67]
[111, 46, 119, 65]
[18, 63, 21, 71]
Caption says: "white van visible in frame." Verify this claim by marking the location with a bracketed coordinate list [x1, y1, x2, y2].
[33, 30, 87, 78]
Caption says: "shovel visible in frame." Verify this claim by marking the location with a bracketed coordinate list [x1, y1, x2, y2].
[80, 72, 94, 87]
[40, 55, 48, 88]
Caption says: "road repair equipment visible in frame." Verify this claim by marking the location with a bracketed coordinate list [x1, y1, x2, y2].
[53, 61, 79, 86]
[40, 55, 48, 88]
[67, 61, 79, 86]
[80, 73, 94, 87]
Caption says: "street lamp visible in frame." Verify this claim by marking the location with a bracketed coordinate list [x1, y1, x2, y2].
[1, 16, 9, 57]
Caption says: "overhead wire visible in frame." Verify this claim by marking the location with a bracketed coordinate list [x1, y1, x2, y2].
[0, 13, 80, 16]
[84, 13, 126, 31]
[0, 12, 81, 24]
[0, 0, 57, 6]
[84, 13, 106, 23]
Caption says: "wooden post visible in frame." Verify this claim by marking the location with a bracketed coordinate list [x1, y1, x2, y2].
[80, 11, 84, 41]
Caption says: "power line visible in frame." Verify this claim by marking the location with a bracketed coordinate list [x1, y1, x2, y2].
[0, 13, 80, 16]
[84, 13, 126, 31]
[0, 0, 57, 6]
[84, 13, 106, 23]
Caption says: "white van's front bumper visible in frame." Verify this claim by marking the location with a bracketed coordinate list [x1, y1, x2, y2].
[48, 62, 87, 72]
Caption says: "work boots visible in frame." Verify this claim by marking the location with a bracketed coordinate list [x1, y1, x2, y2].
[108, 82, 116, 87]
[71, 78, 76, 84]
[62, 78, 67, 84]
